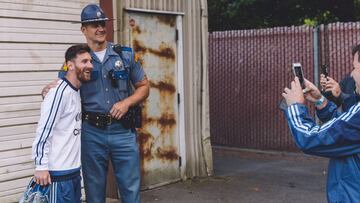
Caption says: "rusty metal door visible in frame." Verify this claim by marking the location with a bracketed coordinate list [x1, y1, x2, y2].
[128, 12, 181, 187]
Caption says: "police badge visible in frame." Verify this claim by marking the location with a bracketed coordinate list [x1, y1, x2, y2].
[114, 60, 123, 70]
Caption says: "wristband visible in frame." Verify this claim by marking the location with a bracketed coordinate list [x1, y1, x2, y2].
[315, 95, 326, 106]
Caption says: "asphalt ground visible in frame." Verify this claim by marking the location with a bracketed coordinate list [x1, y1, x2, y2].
[108, 146, 329, 203]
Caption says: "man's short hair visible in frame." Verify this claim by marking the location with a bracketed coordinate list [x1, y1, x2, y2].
[65, 44, 91, 62]
[352, 44, 360, 57]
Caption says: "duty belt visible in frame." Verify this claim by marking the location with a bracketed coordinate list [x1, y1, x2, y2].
[82, 111, 117, 128]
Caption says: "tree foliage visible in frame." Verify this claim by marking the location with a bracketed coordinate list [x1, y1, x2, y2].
[208, 0, 360, 31]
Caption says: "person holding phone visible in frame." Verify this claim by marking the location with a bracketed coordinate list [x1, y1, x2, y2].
[282, 76, 360, 203]
[320, 44, 360, 111]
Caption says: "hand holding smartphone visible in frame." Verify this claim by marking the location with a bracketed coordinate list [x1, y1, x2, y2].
[292, 63, 305, 89]
[279, 63, 305, 110]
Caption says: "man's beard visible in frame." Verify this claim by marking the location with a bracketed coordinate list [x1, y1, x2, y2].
[76, 68, 92, 82]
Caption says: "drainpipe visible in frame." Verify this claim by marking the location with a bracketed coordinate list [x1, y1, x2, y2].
[313, 26, 319, 87]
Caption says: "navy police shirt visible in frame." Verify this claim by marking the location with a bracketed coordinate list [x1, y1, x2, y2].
[60, 42, 145, 113]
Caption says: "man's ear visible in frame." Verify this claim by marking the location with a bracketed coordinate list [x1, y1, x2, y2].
[81, 26, 86, 34]
[67, 61, 75, 71]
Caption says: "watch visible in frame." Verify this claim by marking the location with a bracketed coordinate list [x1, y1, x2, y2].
[315, 95, 326, 106]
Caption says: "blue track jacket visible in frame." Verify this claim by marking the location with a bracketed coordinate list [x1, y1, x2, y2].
[285, 101, 360, 203]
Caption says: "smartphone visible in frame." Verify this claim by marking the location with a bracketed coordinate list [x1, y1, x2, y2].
[292, 63, 305, 89]
[321, 64, 329, 78]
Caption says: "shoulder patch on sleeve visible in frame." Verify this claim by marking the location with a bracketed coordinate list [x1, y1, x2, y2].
[134, 53, 144, 65]
[121, 46, 133, 52]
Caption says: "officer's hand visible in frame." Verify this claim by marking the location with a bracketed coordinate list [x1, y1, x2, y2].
[41, 79, 59, 99]
[319, 74, 328, 91]
[324, 77, 341, 97]
[282, 77, 305, 106]
[303, 79, 323, 103]
[110, 100, 130, 120]
[34, 170, 51, 186]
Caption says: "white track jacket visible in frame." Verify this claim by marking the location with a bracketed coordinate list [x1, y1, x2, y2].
[32, 79, 81, 174]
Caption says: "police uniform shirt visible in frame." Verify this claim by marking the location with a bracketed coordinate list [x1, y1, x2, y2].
[32, 78, 81, 175]
[80, 43, 145, 113]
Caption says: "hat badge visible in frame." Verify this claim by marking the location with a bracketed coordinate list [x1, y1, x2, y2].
[96, 11, 101, 18]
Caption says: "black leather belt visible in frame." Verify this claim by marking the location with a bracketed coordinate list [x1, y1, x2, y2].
[82, 111, 117, 128]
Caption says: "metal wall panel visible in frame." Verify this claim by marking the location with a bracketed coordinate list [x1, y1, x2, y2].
[209, 26, 314, 151]
[0, 0, 96, 202]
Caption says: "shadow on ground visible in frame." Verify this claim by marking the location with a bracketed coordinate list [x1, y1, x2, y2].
[110, 146, 328, 203]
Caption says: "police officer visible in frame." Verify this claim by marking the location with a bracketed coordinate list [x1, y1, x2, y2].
[43, 4, 149, 203]
[80, 4, 149, 203]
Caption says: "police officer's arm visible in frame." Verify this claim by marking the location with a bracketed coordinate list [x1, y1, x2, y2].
[110, 77, 149, 120]
[110, 51, 150, 120]
[283, 78, 360, 158]
[41, 64, 67, 99]
[41, 79, 59, 99]
[128, 76, 150, 104]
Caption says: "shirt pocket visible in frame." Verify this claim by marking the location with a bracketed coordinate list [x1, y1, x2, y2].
[113, 69, 129, 92]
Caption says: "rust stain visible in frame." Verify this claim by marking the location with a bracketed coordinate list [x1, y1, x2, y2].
[145, 113, 176, 128]
[138, 130, 154, 176]
[133, 40, 147, 54]
[138, 128, 154, 176]
[144, 113, 176, 136]
[132, 40, 175, 60]
[132, 25, 141, 34]
[155, 146, 179, 161]
[157, 15, 176, 27]
[138, 131, 154, 161]
[148, 43, 175, 60]
[158, 113, 176, 127]
[144, 77, 177, 135]
[149, 81, 176, 94]
[141, 100, 149, 126]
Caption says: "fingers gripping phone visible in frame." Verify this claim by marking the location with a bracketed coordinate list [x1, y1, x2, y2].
[292, 63, 305, 89]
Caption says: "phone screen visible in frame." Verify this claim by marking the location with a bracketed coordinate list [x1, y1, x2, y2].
[292, 63, 305, 89]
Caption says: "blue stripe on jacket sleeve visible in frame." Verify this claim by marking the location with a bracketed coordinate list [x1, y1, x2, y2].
[35, 81, 67, 165]
[285, 103, 360, 157]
